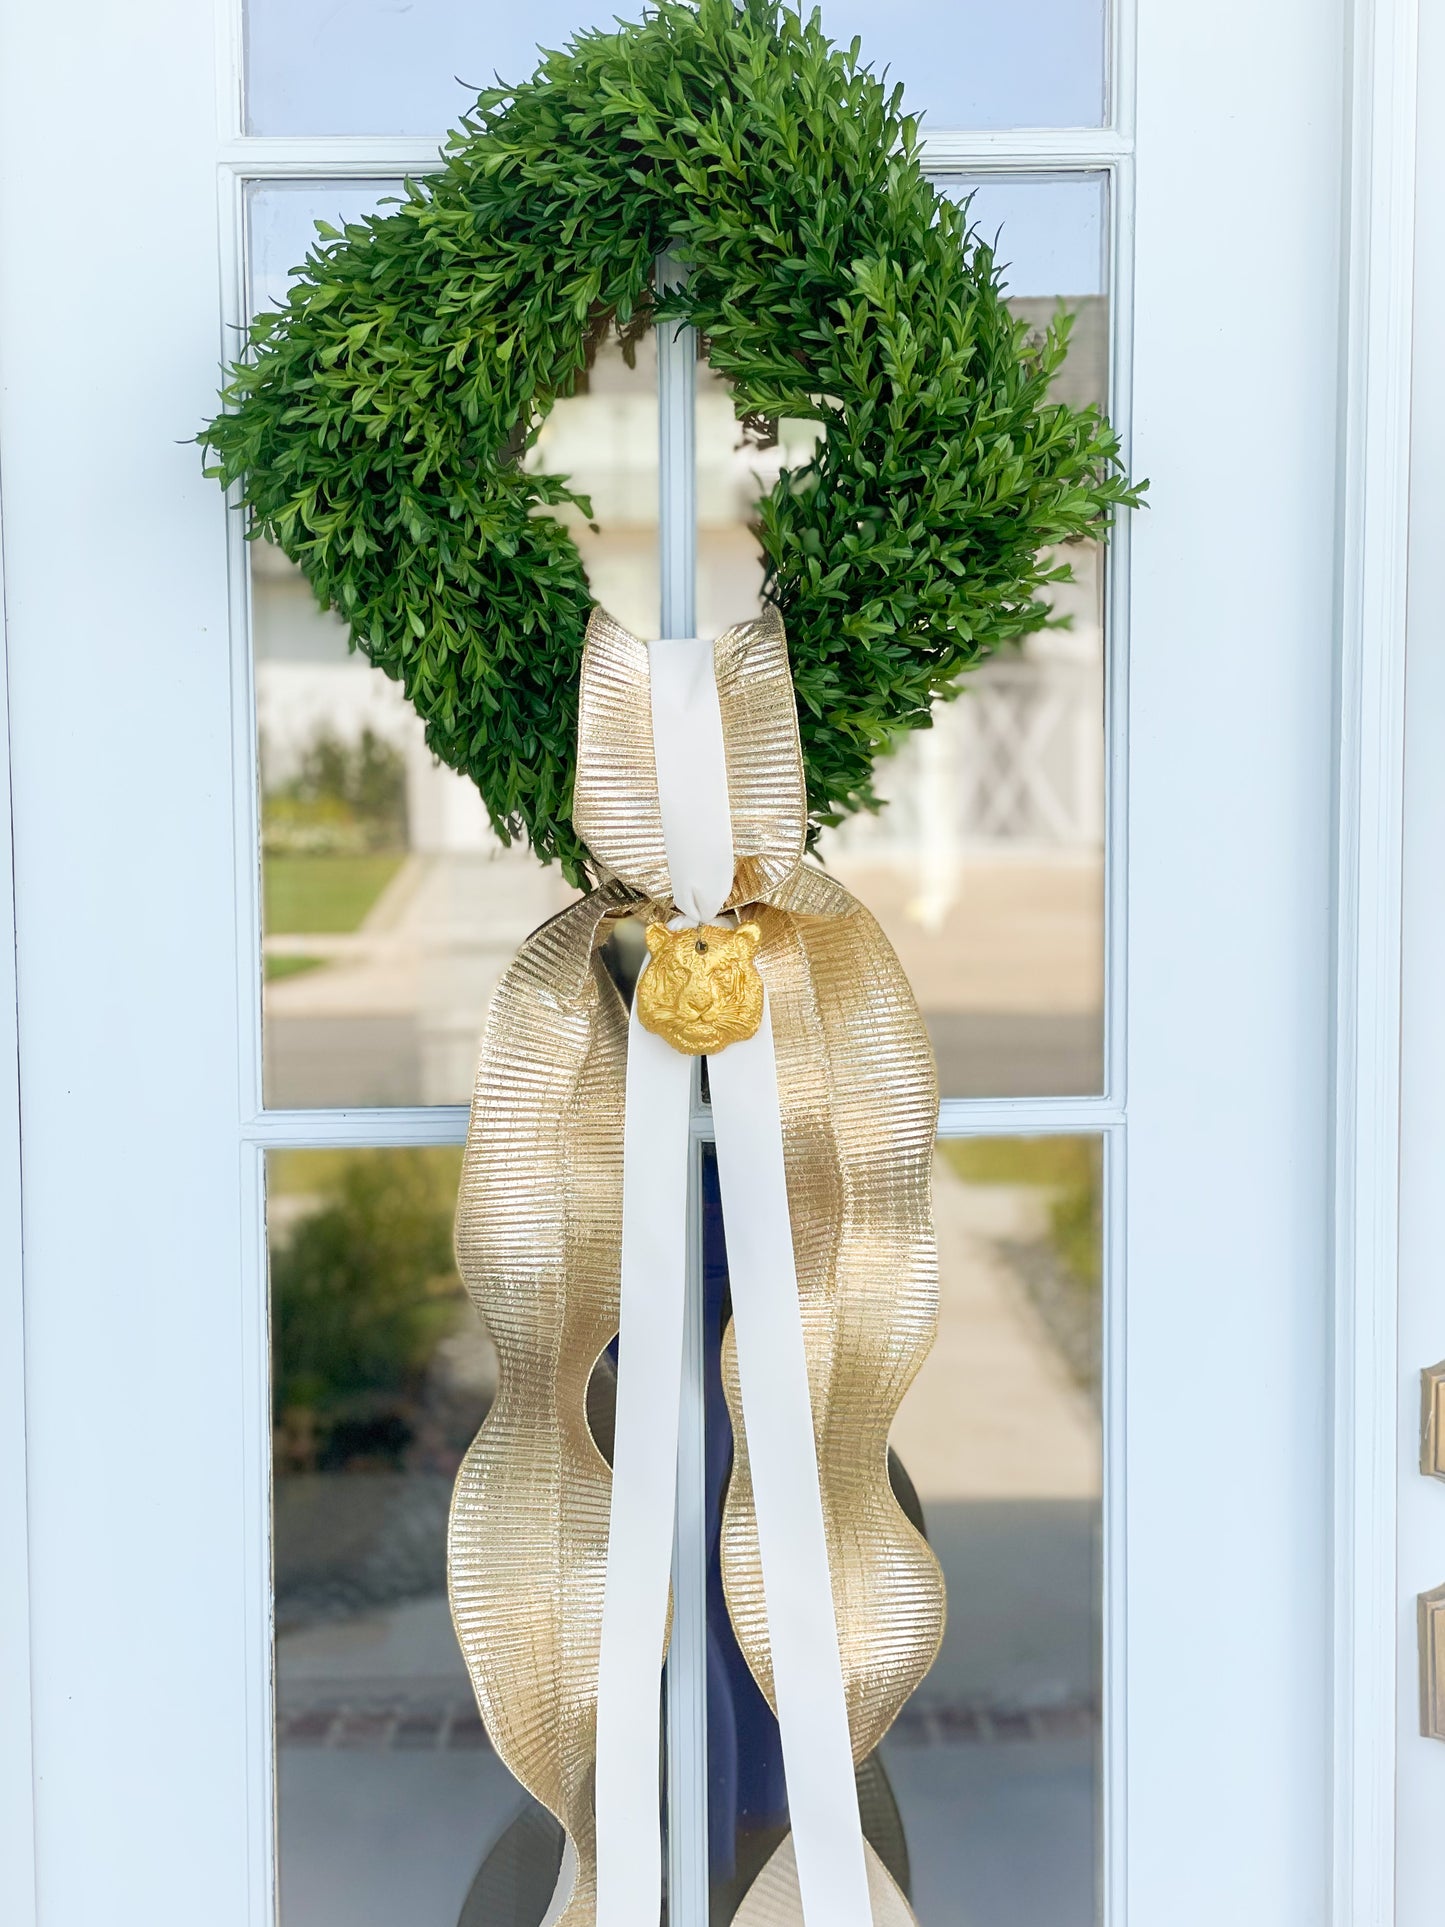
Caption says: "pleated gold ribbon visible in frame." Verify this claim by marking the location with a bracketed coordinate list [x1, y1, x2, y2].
[449, 608, 944, 1924]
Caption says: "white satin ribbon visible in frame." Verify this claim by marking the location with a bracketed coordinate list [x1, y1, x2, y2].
[709, 1006, 872, 1927]
[593, 1005, 692, 1923]
[593, 636, 872, 1927]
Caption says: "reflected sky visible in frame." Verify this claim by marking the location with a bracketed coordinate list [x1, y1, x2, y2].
[245, 0, 1108, 137]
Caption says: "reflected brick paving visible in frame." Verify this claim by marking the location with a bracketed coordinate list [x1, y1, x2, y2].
[276, 1692, 1098, 1752]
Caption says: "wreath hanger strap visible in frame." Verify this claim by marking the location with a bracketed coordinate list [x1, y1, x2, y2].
[449, 609, 942, 1926]
[646, 635, 734, 926]
[590, 619, 872, 1927]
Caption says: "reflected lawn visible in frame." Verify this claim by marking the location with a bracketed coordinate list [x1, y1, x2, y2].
[266, 954, 327, 983]
[265, 852, 405, 934]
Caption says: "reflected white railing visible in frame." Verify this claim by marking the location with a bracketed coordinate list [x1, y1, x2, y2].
[822, 641, 1105, 931]
[256, 640, 1105, 864]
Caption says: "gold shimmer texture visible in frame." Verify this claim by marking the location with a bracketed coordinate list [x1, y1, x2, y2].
[450, 611, 942, 1925]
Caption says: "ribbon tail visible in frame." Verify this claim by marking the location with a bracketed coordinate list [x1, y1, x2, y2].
[709, 991, 875, 1927]
[594, 1002, 694, 1927]
[450, 891, 630, 1927]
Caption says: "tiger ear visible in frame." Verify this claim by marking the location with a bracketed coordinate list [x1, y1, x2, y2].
[645, 922, 669, 956]
[735, 921, 762, 955]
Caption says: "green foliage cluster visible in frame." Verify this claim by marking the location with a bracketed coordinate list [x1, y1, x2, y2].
[201, 0, 1140, 881]
[271, 1148, 462, 1427]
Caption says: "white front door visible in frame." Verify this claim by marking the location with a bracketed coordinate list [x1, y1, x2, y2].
[0, 3, 1377, 1924]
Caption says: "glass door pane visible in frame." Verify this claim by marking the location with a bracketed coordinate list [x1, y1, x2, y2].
[244, 0, 1109, 138]
[698, 174, 1111, 1099]
[703, 1137, 1103, 1924]
[268, 1148, 569, 1926]
[247, 185, 665, 1109]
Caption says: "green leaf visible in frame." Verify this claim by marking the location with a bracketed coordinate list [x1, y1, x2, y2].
[194, 0, 1144, 877]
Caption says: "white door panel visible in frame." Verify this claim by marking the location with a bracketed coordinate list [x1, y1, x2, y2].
[1127, 2, 1340, 1917]
[1398, 0, 1445, 1914]
[0, 2, 257, 1923]
[0, 1, 1371, 1922]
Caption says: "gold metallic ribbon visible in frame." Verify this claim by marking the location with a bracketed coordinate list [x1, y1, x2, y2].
[450, 608, 944, 1924]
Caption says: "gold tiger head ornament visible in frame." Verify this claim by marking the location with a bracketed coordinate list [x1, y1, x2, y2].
[635, 920, 765, 1056]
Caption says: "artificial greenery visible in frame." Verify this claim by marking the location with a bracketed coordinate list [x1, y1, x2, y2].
[201, 0, 1140, 882]
[271, 1148, 463, 1430]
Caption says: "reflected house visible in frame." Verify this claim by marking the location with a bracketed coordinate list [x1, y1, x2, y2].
[254, 295, 1109, 1111]
[820, 292, 1109, 1098]
[254, 541, 578, 1110]
[257, 258, 1110, 1927]
[269, 1138, 1102, 1927]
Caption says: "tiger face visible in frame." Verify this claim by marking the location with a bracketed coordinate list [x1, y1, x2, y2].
[635, 920, 765, 1056]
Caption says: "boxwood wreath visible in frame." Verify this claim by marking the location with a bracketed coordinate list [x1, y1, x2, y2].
[201, 0, 1141, 883]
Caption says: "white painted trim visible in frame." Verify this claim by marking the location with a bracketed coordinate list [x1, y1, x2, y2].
[221, 199, 275, 1925]
[1331, 0, 1420, 1919]
[221, 170, 266, 1129]
[238, 1099, 1125, 1149]
[212, 0, 245, 144]
[1111, 0, 1137, 145]
[699, 1099, 1122, 1147]
[1128, 0, 1341, 1913]
[242, 1104, 472, 1146]
[237, 1142, 275, 1927]
[937, 1096, 1122, 1138]
[1099, 25, 1135, 1916]
[1100, 1123, 1129, 1927]
[1103, 154, 1135, 1116]
[215, 128, 1130, 182]
[0, 380, 37, 1927]
[920, 129, 1129, 171]
[1394, 5, 1445, 1908]
[218, 135, 445, 175]
[5, 0, 257, 1915]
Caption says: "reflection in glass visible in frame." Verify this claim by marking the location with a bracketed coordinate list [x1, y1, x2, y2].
[248, 181, 402, 315]
[245, 1, 627, 137]
[246, 170, 1111, 1104]
[703, 1137, 1102, 1924]
[244, 0, 1108, 139]
[525, 328, 661, 641]
[697, 173, 1110, 1100]
[269, 1148, 569, 1926]
[248, 188, 667, 1107]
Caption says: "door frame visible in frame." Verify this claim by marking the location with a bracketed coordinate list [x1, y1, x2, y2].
[0, 0, 1421, 1920]
[1392, 0, 1445, 1917]
[0, 411, 34, 1927]
[219, 127, 1138, 1927]
[1332, 0, 1420, 1920]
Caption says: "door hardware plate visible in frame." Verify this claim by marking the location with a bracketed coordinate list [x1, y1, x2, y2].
[1421, 1583, 1445, 1740]
[1421, 1361, 1445, 1481]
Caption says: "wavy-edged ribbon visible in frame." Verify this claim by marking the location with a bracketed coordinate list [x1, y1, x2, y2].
[449, 608, 943, 1925]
